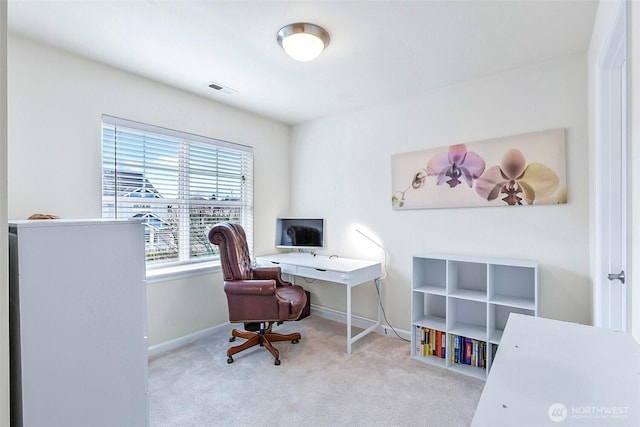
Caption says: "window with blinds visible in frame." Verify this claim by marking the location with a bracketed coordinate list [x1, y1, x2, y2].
[101, 115, 253, 268]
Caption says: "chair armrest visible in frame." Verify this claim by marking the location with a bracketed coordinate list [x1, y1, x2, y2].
[252, 267, 292, 287]
[224, 280, 276, 296]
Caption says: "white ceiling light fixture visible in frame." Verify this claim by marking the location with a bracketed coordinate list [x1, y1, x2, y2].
[276, 22, 330, 62]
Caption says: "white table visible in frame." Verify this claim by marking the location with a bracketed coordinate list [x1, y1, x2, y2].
[472, 313, 640, 426]
[255, 252, 382, 355]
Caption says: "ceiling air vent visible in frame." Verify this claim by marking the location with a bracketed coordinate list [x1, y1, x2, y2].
[207, 81, 237, 95]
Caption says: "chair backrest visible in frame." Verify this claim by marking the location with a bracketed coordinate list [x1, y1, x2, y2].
[208, 222, 252, 281]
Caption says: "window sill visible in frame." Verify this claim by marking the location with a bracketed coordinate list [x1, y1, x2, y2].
[146, 261, 221, 283]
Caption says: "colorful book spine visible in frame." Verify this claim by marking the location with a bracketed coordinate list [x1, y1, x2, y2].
[430, 329, 436, 355]
[464, 338, 472, 365]
[423, 329, 427, 355]
[472, 339, 477, 367]
[416, 327, 447, 359]
[448, 334, 487, 369]
[453, 335, 458, 363]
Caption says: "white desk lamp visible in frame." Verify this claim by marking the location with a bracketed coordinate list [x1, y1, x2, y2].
[355, 228, 388, 280]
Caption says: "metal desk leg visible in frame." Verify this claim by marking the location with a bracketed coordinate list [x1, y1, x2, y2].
[376, 277, 382, 325]
[347, 283, 352, 355]
[346, 278, 382, 355]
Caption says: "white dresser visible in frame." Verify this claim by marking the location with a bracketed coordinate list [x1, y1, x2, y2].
[9, 219, 147, 427]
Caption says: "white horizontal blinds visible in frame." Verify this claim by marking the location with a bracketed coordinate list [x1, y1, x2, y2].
[101, 115, 254, 266]
[186, 141, 248, 260]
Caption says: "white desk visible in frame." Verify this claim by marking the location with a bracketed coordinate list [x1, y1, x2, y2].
[255, 253, 382, 355]
[472, 313, 640, 426]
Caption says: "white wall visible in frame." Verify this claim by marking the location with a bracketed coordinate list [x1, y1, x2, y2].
[291, 54, 590, 328]
[7, 34, 291, 346]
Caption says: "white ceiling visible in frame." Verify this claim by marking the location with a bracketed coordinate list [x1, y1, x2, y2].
[8, 0, 598, 125]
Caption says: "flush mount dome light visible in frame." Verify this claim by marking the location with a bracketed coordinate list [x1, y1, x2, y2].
[277, 22, 330, 62]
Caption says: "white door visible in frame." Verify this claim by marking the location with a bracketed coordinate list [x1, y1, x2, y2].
[595, 0, 627, 331]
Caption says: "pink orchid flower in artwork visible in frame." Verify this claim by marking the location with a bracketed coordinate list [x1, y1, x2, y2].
[475, 148, 559, 205]
[426, 144, 486, 188]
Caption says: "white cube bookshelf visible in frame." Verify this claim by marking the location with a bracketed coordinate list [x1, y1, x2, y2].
[411, 254, 538, 379]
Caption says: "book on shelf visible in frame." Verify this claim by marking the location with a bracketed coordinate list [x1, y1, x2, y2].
[452, 334, 459, 364]
[464, 338, 472, 365]
[415, 326, 446, 359]
[472, 340, 477, 367]
[425, 327, 429, 356]
[449, 334, 487, 369]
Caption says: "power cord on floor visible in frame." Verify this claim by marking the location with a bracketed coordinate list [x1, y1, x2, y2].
[355, 228, 410, 343]
[375, 276, 410, 343]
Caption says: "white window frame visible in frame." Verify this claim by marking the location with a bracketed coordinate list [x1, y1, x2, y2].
[101, 115, 253, 277]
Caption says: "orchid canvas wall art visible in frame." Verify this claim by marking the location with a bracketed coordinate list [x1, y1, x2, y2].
[391, 128, 566, 209]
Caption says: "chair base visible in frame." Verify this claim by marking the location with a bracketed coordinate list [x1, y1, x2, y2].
[226, 322, 301, 365]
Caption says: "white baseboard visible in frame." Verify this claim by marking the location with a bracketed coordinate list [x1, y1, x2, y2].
[147, 322, 230, 358]
[310, 304, 411, 341]
[381, 324, 412, 342]
[148, 305, 411, 358]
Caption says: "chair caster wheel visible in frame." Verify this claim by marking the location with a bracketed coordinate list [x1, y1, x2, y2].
[274, 359, 281, 366]
[227, 357, 233, 364]
[229, 336, 236, 342]
[292, 339, 299, 344]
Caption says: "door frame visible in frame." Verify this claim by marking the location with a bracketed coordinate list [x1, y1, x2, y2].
[594, 0, 628, 331]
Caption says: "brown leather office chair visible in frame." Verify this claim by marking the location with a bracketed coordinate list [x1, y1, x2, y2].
[208, 222, 307, 365]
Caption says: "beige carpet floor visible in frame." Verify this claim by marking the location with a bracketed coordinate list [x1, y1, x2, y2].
[148, 315, 484, 426]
